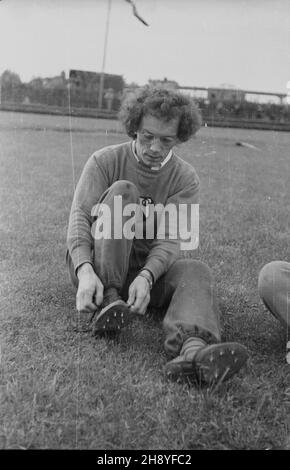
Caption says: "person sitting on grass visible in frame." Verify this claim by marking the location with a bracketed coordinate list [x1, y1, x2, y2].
[66, 85, 248, 385]
[258, 261, 290, 361]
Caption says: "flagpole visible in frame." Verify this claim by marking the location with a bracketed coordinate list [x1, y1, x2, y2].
[98, 0, 112, 110]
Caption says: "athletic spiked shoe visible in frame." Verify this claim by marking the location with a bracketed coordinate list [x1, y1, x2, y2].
[92, 287, 132, 334]
[165, 342, 248, 386]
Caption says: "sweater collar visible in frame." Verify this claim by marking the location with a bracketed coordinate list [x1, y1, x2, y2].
[131, 140, 173, 171]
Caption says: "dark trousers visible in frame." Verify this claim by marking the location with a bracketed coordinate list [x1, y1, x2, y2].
[67, 180, 221, 358]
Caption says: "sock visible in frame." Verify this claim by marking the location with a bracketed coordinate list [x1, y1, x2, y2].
[102, 287, 119, 306]
[180, 337, 207, 361]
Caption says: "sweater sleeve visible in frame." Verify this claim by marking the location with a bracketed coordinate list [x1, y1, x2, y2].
[67, 153, 109, 274]
[143, 169, 200, 282]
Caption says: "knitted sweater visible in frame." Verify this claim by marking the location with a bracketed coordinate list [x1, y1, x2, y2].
[67, 141, 199, 282]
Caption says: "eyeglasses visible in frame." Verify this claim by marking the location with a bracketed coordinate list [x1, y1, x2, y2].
[138, 130, 177, 148]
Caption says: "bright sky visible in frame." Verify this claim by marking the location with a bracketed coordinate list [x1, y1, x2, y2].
[0, 0, 289, 93]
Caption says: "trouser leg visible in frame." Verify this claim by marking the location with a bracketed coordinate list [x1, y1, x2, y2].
[149, 259, 221, 358]
[67, 180, 140, 291]
[258, 260, 290, 329]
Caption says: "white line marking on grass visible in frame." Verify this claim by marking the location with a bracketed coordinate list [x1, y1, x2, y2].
[67, 80, 81, 450]
[235, 141, 261, 151]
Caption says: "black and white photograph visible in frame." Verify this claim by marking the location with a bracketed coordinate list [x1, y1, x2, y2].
[0, 0, 289, 452]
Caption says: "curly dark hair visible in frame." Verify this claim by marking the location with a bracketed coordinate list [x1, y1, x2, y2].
[118, 85, 202, 142]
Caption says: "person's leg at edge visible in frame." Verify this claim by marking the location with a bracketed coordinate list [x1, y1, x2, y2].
[258, 260, 290, 330]
[149, 259, 248, 385]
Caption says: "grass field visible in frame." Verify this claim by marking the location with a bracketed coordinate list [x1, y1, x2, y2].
[0, 110, 290, 450]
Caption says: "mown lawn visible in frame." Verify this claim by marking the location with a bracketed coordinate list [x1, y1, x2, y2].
[0, 111, 289, 450]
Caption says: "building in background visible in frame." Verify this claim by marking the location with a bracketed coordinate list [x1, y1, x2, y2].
[208, 86, 245, 104]
[286, 81, 290, 105]
[69, 70, 125, 110]
[148, 77, 179, 89]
